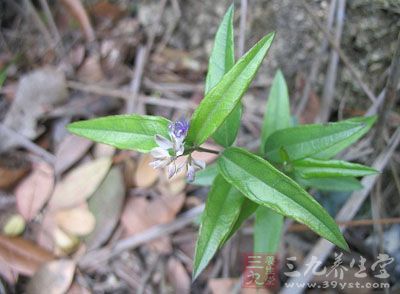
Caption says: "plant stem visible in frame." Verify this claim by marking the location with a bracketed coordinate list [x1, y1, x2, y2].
[195, 146, 220, 154]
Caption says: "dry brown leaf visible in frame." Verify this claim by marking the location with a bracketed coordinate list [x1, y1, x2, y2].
[123, 157, 136, 188]
[15, 162, 54, 221]
[93, 143, 115, 158]
[0, 235, 54, 276]
[134, 154, 159, 188]
[208, 278, 239, 294]
[167, 257, 190, 294]
[120, 192, 185, 253]
[0, 258, 18, 284]
[26, 259, 76, 294]
[89, 0, 125, 23]
[85, 167, 125, 250]
[49, 157, 112, 210]
[67, 282, 91, 294]
[55, 134, 93, 175]
[53, 228, 80, 255]
[55, 204, 96, 236]
[0, 152, 31, 189]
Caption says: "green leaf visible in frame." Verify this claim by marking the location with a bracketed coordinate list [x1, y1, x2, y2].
[296, 175, 363, 192]
[293, 158, 378, 178]
[192, 164, 218, 186]
[186, 32, 275, 146]
[218, 147, 349, 251]
[67, 115, 170, 153]
[212, 105, 242, 147]
[221, 197, 258, 245]
[313, 116, 377, 159]
[205, 5, 242, 147]
[260, 70, 291, 152]
[193, 175, 245, 280]
[204, 5, 235, 94]
[264, 119, 366, 162]
[254, 207, 283, 253]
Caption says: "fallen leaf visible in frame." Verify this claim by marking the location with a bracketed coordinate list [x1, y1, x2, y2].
[120, 192, 185, 253]
[90, 0, 125, 23]
[15, 162, 54, 221]
[123, 157, 136, 188]
[167, 257, 190, 294]
[3, 214, 25, 236]
[93, 143, 115, 158]
[67, 282, 91, 294]
[26, 259, 76, 294]
[0, 235, 54, 276]
[0, 152, 31, 189]
[0, 258, 18, 284]
[56, 204, 96, 236]
[49, 157, 112, 210]
[55, 134, 93, 175]
[53, 227, 79, 255]
[134, 154, 159, 188]
[0, 67, 67, 151]
[208, 278, 239, 294]
[85, 167, 125, 250]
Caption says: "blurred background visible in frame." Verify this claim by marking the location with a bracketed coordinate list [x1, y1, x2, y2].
[0, 0, 399, 293]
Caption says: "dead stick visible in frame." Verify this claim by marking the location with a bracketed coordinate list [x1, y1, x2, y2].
[301, 0, 377, 103]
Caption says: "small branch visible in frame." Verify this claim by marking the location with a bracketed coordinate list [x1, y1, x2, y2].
[195, 146, 220, 155]
[0, 123, 55, 164]
[127, 45, 147, 114]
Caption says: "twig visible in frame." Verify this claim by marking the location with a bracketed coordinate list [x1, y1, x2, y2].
[318, 0, 346, 123]
[295, 0, 337, 117]
[0, 123, 55, 164]
[373, 32, 400, 150]
[38, 0, 64, 56]
[281, 126, 400, 294]
[127, 46, 147, 114]
[24, 0, 53, 50]
[66, 80, 196, 110]
[60, 0, 95, 42]
[78, 204, 205, 270]
[238, 0, 248, 57]
[301, 0, 377, 103]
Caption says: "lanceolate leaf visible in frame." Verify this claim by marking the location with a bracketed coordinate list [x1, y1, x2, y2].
[206, 5, 242, 147]
[218, 147, 349, 250]
[257, 69, 290, 254]
[193, 175, 245, 280]
[67, 115, 170, 153]
[192, 164, 218, 186]
[264, 120, 365, 162]
[313, 116, 377, 159]
[221, 197, 258, 245]
[204, 5, 235, 94]
[186, 32, 275, 146]
[260, 70, 291, 152]
[293, 158, 378, 179]
[296, 175, 363, 192]
[254, 207, 283, 253]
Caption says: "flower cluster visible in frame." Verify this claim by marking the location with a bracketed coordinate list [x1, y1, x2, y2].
[150, 118, 205, 181]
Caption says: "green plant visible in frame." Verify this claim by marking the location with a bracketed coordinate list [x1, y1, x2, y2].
[67, 4, 377, 280]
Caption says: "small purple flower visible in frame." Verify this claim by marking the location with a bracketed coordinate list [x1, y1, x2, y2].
[169, 118, 189, 140]
[150, 118, 205, 181]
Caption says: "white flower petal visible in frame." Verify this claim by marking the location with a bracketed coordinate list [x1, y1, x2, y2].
[151, 147, 169, 159]
[192, 158, 206, 170]
[175, 143, 185, 156]
[186, 165, 196, 182]
[167, 163, 176, 179]
[155, 135, 173, 149]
